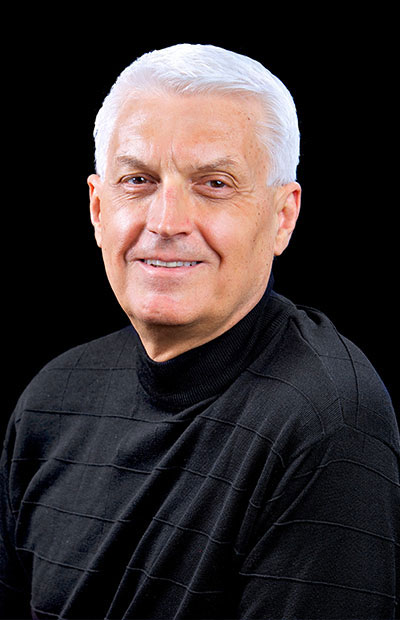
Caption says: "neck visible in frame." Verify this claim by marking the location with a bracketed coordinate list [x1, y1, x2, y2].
[133, 275, 279, 412]
[133, 326, 217, 362]
[131, 292, 269, 362]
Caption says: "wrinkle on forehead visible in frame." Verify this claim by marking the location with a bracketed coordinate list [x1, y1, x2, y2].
[107, 92, 269, 182]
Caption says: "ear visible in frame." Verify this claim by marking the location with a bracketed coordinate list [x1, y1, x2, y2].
[273, 182, 301, 256]
[87, 174, 104, 248]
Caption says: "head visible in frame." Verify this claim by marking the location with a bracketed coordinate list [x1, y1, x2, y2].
[93, 44, 300, 186]
[88, 44, 301, 360]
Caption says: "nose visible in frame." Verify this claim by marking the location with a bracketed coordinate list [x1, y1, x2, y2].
[146, 182, 193, 238]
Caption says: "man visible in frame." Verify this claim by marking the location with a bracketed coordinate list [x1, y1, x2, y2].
[1, 44, 398, 619]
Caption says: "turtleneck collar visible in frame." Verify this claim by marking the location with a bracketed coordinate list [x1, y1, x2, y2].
[134, 275, 280, 412]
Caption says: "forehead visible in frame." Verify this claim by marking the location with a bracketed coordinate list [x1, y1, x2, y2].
[108, 91, 267, 171]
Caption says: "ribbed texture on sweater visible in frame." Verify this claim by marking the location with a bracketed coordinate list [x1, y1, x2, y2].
[1, 288, 399, 619]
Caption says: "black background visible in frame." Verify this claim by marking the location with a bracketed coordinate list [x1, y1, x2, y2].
[3, 9, 398, 442]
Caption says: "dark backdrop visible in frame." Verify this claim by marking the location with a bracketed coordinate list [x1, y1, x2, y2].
[3, 10, 398, 442]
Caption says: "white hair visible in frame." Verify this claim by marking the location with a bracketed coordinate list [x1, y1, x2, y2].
[93, 43, 300, 186]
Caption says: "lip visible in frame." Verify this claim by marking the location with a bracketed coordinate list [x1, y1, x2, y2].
[135, 258, 203, 273]
[138, 256, 201, 263]
[140, 258, 200, 266]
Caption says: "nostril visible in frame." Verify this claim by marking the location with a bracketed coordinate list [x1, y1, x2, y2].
[146, 216, 193, 238]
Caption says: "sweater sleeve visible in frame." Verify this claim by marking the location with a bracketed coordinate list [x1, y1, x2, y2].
[237, 425, 400, 620]
[0, 412, 32, 619]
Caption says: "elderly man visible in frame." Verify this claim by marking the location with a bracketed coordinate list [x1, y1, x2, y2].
[1, 44, 398, 620]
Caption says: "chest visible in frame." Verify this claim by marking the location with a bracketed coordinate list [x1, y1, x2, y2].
[13, 396, 277, 617]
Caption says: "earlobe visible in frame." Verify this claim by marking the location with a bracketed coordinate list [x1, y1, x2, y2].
[88, 174, 103, 248]
[273, 182, 301, 256]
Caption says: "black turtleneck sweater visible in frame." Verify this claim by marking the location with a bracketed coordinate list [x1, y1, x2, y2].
[1, 286, 399, 619]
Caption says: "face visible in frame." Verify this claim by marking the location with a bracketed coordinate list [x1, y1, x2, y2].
[88, 91, 300, 355]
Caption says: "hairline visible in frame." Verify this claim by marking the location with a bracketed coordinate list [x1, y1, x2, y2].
[93, 45, 300, 186]
[96, 85, 280, 185]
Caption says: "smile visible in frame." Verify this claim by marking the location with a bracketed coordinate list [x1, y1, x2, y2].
[141, 259, 200, 268]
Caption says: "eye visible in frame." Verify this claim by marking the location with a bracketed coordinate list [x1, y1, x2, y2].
[127, 176, 149, 185]
[194, 175, 235, 199]
[119, 174, 157, 194]
[206, 179, 227, 189]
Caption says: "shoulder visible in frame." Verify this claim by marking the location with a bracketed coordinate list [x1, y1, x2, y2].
[14, 326, 138, 415]
[247, 292, 399, 453]
[43, 325, 137, 370]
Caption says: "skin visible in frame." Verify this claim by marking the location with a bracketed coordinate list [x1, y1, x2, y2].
[88, 91, 301, 361]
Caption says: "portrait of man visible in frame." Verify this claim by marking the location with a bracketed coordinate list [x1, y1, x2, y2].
[1, 40, 398, 620]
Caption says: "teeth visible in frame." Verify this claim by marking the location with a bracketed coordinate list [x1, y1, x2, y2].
[143, 259, 199, 268]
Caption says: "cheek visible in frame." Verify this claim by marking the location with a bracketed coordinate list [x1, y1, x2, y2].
[200, 203, 274, 268]
[198, 211, 241, 266]
[101, 206, 143, 259]
[253, 201, 277, 251]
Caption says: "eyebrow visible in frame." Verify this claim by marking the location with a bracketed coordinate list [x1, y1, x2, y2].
[191, 157, 241, 173]
[114, 156, 150, 170]
[113, 155, 241, 174]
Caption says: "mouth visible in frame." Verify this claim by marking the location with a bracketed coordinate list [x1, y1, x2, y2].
[139, 259, 201, 268]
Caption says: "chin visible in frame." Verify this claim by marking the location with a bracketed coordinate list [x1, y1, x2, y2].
[126, 296, 202, 329]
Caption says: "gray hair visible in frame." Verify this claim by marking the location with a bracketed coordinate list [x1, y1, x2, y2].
[93, 44, 300, 186]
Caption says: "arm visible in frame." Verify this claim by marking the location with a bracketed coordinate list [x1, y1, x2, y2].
[0, 413, 32, 619]
[237, 426, 399, 619]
